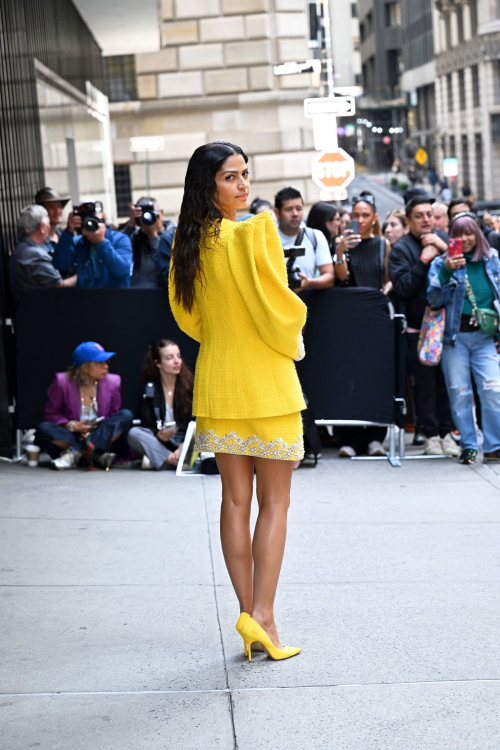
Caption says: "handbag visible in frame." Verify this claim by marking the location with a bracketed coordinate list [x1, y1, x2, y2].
[464, 275, 499, 336]
[418, 306, 445, 366]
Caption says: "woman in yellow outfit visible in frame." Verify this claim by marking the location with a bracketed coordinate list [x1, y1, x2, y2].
[169, 142, 306, 661]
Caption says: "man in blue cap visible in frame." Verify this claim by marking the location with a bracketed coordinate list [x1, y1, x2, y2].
[37, 341, 133, 470]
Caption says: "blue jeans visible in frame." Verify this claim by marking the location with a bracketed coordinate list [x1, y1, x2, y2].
[37, 410, 134, 459]
[441, 332, 500, 452]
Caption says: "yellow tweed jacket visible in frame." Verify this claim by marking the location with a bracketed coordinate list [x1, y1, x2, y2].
[169, 212, 307, 420]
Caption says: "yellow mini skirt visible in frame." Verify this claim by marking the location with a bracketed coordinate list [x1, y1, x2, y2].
[195, 412, 304, 461]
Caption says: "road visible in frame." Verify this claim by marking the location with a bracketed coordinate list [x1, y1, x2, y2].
[1, 450, 500, 749]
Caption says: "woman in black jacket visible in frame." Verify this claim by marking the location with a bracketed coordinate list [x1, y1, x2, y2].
[128, 339, 193, 469]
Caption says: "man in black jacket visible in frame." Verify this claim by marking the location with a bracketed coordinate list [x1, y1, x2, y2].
[389, 196, 457, 456]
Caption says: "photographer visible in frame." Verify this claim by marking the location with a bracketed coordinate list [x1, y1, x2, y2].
[54, 201, 132, 288]
[274, 187, 334, 293]
[122, 197, 174, 288]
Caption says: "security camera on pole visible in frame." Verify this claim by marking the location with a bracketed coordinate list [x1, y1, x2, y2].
[305, 0, 356, 201]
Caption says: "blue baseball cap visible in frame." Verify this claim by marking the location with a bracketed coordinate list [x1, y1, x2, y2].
[72, 341, 116, 366]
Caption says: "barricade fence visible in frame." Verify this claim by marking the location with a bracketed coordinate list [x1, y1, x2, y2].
[15, 287, 406, 462]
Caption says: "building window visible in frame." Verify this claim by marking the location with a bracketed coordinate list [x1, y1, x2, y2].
[470, 0, 478, 35]
[114, 164, 132, 217]
[351, 2, 358, 18]
[461, 135, 470, 187]
[360, 22, 365, 42]
[366, 11, 373, 35]
[450, 135, 456, 158]
[104, 55, 137, 103]
[471, 65, 480, 107]
[456, 6, 464, 43]
[458, 69, 466, 110]
[447, 73, 453, 113]
[493, 61, 500, 105]
[475, 134, 484, 198]
[385, 2, 401, 27]
[444, 13, 452, 49]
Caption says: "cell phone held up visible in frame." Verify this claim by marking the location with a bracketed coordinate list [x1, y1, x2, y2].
[449, 238, 463, 257]
[345, 219, 359, 235]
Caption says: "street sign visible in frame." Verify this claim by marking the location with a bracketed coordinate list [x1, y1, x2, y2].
[311, 148, 355, 191]
[304, 96, 355, 118]
[129, 136, 164, 152]
[273, 59, 321, 76]
[321, 188, 348, 201]
[443, 157, 458, 177]
[415, 147, 428, 166]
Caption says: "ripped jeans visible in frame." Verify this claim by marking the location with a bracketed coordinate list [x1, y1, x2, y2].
[442, 331, 500, 452]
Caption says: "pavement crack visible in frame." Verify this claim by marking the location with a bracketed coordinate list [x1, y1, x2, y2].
[202, 477, 238, 750]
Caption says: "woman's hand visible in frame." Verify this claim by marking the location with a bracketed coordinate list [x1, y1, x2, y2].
[382, 281, 393, 296]
[157, 427, 176, 443]
[337, 230, 361, 255]
[445, 253, 466, 271]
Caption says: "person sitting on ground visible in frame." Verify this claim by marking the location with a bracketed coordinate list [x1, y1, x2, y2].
[384, 208, 408, 247]
[427, 214, 500, 464]
[127, 339, 193, 470]
[389, 193, 458, 456]
[10, 205, 76, 303]
[332, 192, 392, 458]
[122, 197, 174, 288]
[37, 341, 133, 470]
[432, 202, 450, 234]
[274, 187, 334, 294]
[306, 201, 340, 253]
[449, 199, 500, 252]
[54, 202, 132, 288]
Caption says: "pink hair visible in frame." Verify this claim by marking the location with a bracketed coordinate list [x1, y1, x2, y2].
[450, 216, 491, 262]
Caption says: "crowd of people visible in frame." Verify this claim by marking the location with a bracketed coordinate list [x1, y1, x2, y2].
[10, 172, 500, 469]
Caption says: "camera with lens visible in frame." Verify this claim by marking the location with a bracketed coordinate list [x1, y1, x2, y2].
[136, 200, 160, 227]
[283, 246, 306, 290]
[73, 201, 104, 233]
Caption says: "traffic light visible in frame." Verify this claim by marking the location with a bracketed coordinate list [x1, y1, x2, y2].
[308, 1, 322, 49]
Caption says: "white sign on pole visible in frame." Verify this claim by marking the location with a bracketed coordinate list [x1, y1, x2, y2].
[313, 114, 338, 151]
[443, 157, 459, 177]
[304, 96, 355, 118]
[129, 136, 165, 152]
[273, 59, 321, 76]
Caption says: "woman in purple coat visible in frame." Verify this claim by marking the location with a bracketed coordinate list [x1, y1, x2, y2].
[37, 341, 133, 470]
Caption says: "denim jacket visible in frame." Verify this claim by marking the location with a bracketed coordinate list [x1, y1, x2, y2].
[427, 249, 500, 344]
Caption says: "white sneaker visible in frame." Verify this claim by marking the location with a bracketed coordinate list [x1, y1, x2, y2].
[423, 436, 443, 455]
[141, 455, 152, 470]
[368, 440, 386, 456]
[339, 445, 357, 458]
[52, 448, 83, 470]
[441, 433, 460, 457]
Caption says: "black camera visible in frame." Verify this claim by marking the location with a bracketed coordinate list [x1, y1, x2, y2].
[284, 246, 306, 290]
[136, 200, 159, 227]
[73, 201, 104, 233]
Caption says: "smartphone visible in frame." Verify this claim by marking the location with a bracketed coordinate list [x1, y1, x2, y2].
[162, 421, 176, 429]
[85, 416, 105, 426]
[345, 219, 359, 234]
[449, 238, 463, 257]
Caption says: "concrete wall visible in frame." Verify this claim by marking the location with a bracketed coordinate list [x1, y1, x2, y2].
[109, 0, 323, 218]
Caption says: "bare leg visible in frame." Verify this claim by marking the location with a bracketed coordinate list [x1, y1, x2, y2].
[216, 453, 255, 614]
[251, 457, 294, 648]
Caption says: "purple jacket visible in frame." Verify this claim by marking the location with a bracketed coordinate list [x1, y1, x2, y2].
[44, 372, 122, 424]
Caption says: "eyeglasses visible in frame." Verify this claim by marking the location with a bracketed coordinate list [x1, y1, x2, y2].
[352, 195, 375, 207]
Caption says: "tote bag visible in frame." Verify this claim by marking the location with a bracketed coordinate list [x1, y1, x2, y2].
[418, 307, 445, 366]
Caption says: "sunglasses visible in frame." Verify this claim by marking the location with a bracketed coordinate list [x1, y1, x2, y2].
[352, 195, 375, 206]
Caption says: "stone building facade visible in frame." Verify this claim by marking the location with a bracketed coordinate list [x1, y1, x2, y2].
[434, 0, 500, 199]
[109, 0, 324, 219]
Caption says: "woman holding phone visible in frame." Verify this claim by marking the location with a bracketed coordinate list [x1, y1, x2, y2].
[169, 142, 306, 661]
[37, 341, 133, 470]
[427, 212, 500, 464]
[127, 339, 193, 469]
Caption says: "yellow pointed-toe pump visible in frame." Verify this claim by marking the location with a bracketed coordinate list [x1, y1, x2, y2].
[238, 615, 301, 662]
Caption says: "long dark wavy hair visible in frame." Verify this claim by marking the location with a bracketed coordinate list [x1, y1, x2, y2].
[307, 201, 339, 245]
[143, 339, 193, 427]
[171, 141, 248, 313]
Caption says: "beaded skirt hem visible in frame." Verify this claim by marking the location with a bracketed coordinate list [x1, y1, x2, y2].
[195, 412, 304, 461]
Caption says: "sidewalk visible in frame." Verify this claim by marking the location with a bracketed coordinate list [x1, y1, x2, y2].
[1, 451, 500, 749]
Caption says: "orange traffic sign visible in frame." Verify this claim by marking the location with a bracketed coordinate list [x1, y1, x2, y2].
[311, 148, 355, 191]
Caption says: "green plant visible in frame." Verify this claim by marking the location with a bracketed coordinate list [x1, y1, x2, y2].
[398, 181, 409, 191]
[390, 177, 399, 185]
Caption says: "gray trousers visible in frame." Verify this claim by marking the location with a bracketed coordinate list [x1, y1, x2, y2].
[127, 426, 171, 470]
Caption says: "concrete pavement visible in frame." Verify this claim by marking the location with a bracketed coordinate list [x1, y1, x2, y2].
[1, 451, 500, 749]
